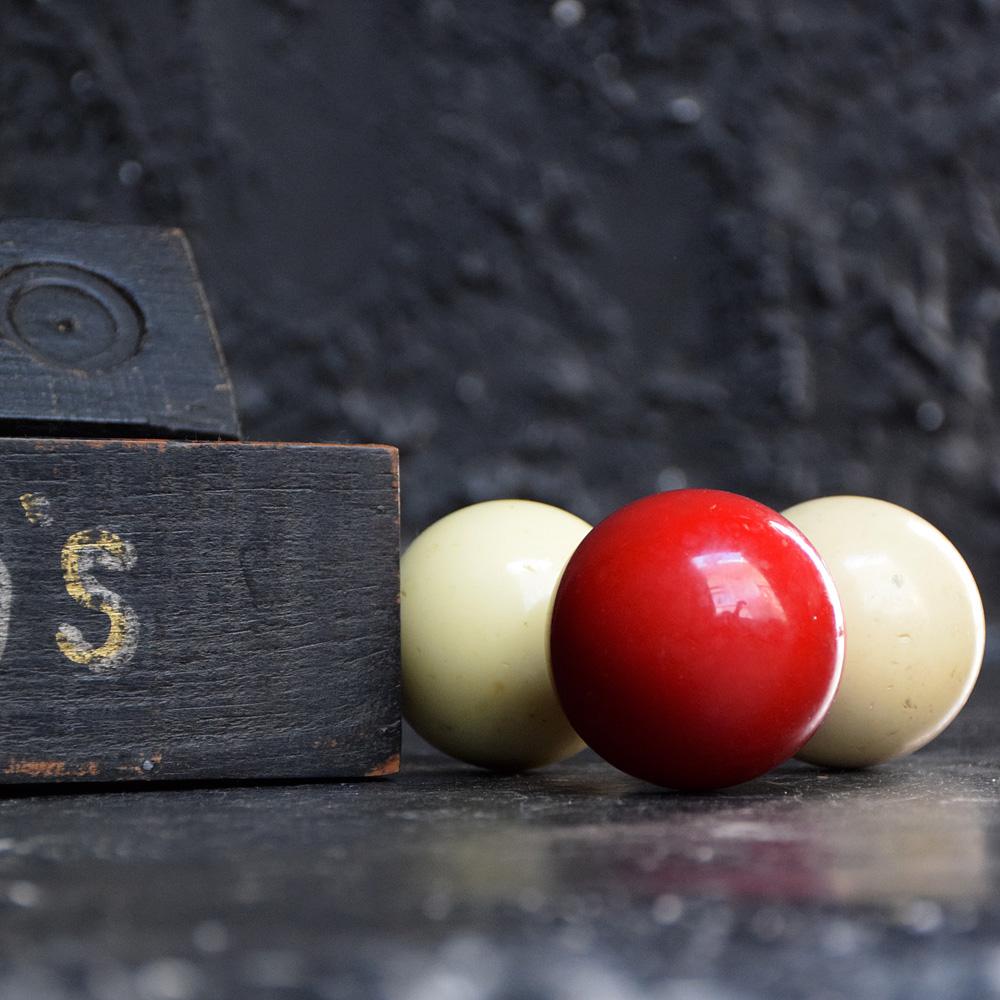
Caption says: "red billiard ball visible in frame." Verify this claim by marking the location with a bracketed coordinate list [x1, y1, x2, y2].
[549, 489, 844, 790]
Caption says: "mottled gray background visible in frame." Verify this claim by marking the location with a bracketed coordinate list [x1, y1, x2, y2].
[3, 0, 1000, 608]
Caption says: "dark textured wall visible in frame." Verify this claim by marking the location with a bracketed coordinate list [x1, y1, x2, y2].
[3, 0, 1000, 608]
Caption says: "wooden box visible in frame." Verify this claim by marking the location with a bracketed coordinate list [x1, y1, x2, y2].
[0, 218, 240, 439]
[0, 438, 400, 782]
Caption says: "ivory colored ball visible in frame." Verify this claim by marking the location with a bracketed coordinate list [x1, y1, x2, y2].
[401, 500, 590, 770]
[783, 496, 985, 768]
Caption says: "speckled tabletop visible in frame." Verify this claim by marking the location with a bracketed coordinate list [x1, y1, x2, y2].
[0, 652, 996, 1000]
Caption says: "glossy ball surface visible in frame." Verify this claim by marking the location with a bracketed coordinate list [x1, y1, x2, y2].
[783, 496, 985, 768]
[401, 500, 590, 770]
[549, 490, 845, 790]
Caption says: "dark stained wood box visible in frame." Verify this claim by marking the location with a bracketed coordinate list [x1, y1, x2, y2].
[0, 218, 240, 439]
[0, 220, 400, 782]
[0, 438, 400, 782]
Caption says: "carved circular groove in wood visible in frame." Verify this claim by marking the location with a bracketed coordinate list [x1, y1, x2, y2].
[0, 263, 145, 373]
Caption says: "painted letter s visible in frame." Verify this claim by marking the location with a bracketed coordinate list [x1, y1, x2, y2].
[56, 529, 139, 675]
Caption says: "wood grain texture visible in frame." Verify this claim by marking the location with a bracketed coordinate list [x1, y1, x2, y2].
[0, 219, 240, 438]
[0, 439, 399, 781]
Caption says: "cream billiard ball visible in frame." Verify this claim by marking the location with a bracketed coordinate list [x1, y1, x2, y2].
[783, 496, 985, 768]
[401, 499, 590, 770]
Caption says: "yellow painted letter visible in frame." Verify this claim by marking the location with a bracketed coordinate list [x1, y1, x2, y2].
[57, 529, 139, 674]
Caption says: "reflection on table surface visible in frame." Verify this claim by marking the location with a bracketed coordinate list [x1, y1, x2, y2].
[0, 668, 996, 999]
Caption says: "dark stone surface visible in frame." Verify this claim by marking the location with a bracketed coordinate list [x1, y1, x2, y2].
[0, 661, 996, 999]
[3, 0, 1000, 603]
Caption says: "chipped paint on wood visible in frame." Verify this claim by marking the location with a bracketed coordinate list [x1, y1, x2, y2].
[19, 493, 53, 527]
[117, 439, 169, 452]
[4, 759, 100, 778]
[114, 752, 164, 776]
[56, 529, 139, 674]
[364, 754, 400, 777]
